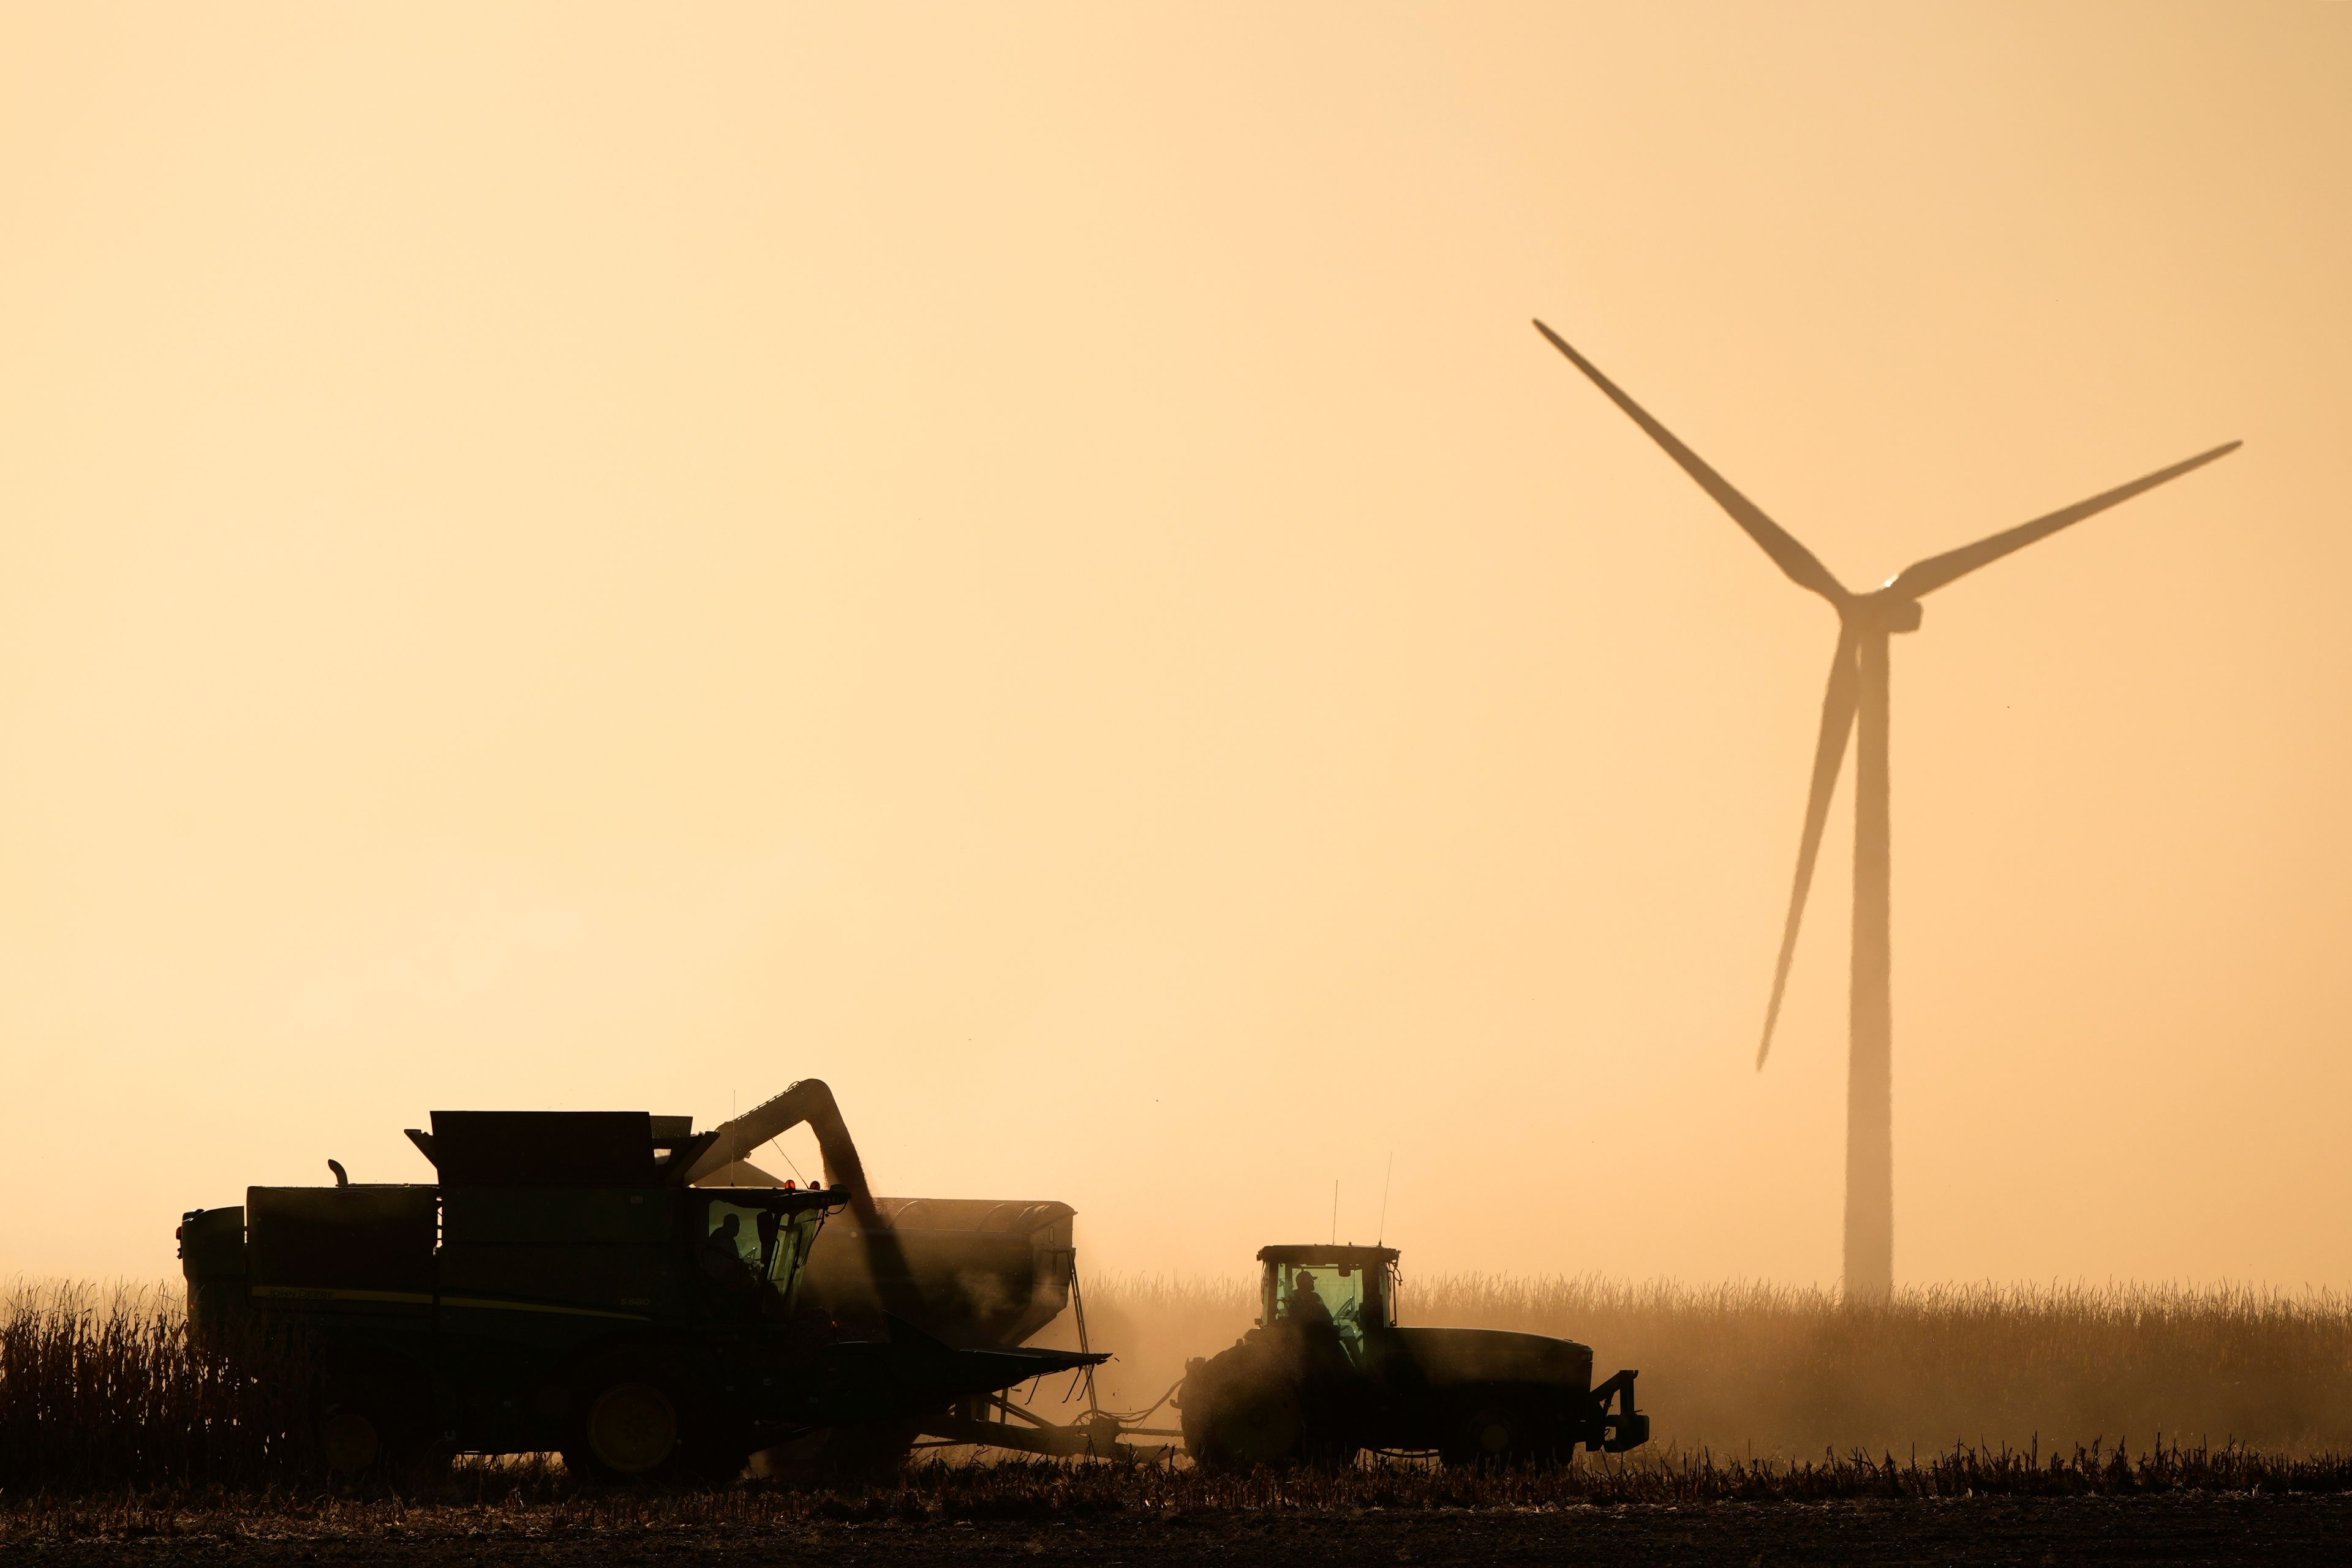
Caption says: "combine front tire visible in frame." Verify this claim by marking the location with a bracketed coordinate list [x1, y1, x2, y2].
[561, 1354, 744, 1486]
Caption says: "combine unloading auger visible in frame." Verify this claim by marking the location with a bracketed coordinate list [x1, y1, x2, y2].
[676, 1079, 880, 1194]
[676, 1079, 925, 1324]
[681, 1079, 1175, 1461]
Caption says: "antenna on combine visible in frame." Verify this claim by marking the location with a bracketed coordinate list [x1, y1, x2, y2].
[1330, 1180, 1338, 1245]
[1376, 1153, 1393, 1245]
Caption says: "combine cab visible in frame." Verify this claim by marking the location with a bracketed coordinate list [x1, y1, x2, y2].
[1177, 1245, 1648, 1469]
[179, 1099, 1106, 1480]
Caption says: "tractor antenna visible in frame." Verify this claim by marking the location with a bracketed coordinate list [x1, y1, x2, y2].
[1377, 1153, 1393, 1245]
[1331, 1180, 1338, 1244]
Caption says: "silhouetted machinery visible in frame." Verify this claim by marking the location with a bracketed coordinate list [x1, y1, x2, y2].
[175, 1081, 1148, 1479]
[1177, 1245, 1648, 1469]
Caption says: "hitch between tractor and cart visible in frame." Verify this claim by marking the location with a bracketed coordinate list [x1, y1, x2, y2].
[921, 1392, 1182, 1461]
[1588, 1369, 1649, 1452]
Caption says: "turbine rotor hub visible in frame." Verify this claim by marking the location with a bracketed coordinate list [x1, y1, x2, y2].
[1853, 594, 1924, 633]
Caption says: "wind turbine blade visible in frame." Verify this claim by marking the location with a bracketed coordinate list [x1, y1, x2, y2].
[1758, 625, 1861, 1069]
[1886, 441, 2241, 599]
[1534, 318, 1850, 606]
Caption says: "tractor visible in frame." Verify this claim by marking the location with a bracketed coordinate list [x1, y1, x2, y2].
[1177, 1245, 1648, 1469]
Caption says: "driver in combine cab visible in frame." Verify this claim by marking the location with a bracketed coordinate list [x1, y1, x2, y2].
[1286, 1268, 1332, 1327]
[702, 1212, 753, 1286]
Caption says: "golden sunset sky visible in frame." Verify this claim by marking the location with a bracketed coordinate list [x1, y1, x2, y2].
[2, 3, 2346, 1287]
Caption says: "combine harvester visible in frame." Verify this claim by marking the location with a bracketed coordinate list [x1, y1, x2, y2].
[177, 1080, 1174, 1480]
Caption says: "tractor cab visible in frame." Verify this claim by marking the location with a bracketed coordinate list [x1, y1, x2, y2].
[1256, 1245, 1399, 1349]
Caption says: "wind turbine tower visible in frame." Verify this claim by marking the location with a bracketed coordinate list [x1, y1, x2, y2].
[1534, 319, 2237, 1299]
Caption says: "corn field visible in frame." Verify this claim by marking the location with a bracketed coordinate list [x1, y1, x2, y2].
[1068, 1273, 2352, 1458]
[0, 1281, 320, 1494]
[9, 1274, 2352, 1499]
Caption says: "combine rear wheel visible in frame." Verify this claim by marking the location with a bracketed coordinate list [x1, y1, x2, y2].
[314, 1347, 445, 1486]
[319, 1410, 380, 1472]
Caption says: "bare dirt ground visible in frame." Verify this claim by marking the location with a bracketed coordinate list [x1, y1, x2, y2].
[9, 1496, 2351, 1567]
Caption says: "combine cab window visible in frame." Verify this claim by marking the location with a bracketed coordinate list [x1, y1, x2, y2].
[703, 1198, 826, 1315]
[704, 1201, 764, 1275]
[768, 1208, 824, 1313]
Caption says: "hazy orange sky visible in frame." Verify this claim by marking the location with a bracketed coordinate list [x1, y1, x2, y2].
[3, 4, 2346, 1289]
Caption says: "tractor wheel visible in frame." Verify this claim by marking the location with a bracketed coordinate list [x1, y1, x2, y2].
[1438, 1394, 1564, 1470]
[1196, 1379, 1305, 1471]
[1181, 1339, 1330, 1472]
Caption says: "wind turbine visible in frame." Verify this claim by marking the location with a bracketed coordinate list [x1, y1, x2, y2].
[1532, 319, 2238, 1299]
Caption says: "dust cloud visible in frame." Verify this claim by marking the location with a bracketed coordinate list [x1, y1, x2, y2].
[1041, 1273, 2352, 1459]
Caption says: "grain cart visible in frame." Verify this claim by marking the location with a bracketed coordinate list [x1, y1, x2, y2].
[178, 1106, 1106, 1481]
[1177, 1245, 1648, 1469]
